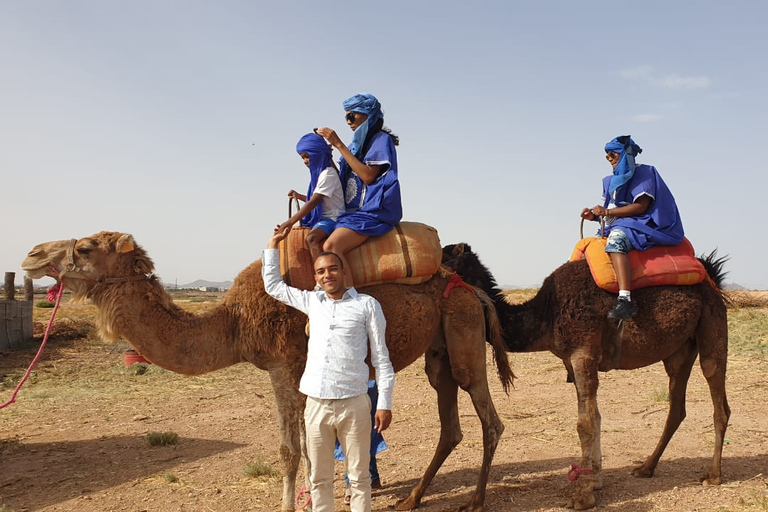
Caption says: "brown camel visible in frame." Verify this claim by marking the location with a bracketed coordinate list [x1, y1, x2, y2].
[442, 243, 730, 510]
[22, 232, 514, 512]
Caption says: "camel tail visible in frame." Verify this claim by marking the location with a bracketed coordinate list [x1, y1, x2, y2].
[476, 288, 515, 394]
[698, 249, 733, 305]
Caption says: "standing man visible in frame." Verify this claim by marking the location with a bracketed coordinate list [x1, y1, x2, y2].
[263, 225, 395, 512]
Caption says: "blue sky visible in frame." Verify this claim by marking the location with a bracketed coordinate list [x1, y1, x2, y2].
[2, 1, 766, 289]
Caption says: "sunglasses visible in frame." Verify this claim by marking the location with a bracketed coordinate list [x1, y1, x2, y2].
[605, 152, 619, 161]
[345, 112, 358, 123]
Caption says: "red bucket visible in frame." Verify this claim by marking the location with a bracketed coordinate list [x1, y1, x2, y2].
[124, 349, 151, 366]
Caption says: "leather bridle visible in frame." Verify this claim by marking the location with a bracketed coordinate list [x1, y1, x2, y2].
[53, 238, 152, 287]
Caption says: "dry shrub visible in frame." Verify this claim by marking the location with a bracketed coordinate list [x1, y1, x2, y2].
[501, 288, 538, 304]
[32, 318, 96, 341]
[726, 291, 768, 309]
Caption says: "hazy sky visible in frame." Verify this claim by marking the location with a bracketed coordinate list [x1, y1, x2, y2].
[2, 1, 766, 289]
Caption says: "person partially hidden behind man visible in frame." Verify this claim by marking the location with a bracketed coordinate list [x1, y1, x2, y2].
[262, 224, 395, 512]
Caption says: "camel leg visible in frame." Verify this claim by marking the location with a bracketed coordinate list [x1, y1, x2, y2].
[269, 367, 306, 512]
[567, 349, 602, 510]
[633, 341, 698, 478]
[454, 358, 504, 512]
[696, 308, 731, 485]
[396, 346, 462, 511]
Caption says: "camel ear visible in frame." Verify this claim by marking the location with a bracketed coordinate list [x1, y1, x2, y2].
[116, 234, 136, 254]
[455, 243, 466, 256]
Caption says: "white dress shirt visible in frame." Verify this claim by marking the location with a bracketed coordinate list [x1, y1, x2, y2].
[262, 248, 395, 410]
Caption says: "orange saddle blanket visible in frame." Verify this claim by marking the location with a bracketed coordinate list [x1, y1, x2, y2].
[569, 237, 706, 293]
[277, 222, 442, 290]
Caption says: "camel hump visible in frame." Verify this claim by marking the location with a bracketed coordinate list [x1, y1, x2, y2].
[278, 222, 443, 290]
[570, 237, 707, 293]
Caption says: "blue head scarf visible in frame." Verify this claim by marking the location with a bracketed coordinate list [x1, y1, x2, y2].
[605, 135, 643, 195]
[296, 132, 334, 227]
[342, 93, 384, 158]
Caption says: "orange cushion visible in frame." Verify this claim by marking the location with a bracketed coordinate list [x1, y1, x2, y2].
[569, 237, 706, 293]
[278, 222, 442, 290]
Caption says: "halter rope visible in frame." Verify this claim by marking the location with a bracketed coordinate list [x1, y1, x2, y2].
[0, 281, 65, 410]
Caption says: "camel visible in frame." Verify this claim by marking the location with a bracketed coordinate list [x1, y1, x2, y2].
[441, 243, 730, 510]
[22, 232, 514, 512]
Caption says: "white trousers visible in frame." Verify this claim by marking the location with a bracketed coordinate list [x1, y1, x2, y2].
[305, 394, 372, 512]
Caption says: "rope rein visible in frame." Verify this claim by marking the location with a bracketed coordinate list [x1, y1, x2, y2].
[0, 282, 65, 410]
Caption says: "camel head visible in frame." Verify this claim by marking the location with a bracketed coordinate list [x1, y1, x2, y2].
[441, 242, 501, 294]
[22, 231, 155, 300]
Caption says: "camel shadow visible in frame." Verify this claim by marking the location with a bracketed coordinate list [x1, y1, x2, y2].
[0, 434, 245, 510]
[375, 454, 768, 511]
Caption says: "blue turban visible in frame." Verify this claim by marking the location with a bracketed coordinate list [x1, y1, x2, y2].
[343, 93, 384, 158]
[296, 133, 334, 228]
[605, 135, 643, 195]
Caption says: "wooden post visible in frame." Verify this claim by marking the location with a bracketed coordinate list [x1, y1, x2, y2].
[24, 276, 34, 301]
[4, 272, 14, 301]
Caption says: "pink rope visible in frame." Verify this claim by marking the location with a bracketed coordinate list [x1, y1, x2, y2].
[0, 282, 65, 410]
[567, 463, 595, 482]
[295, 485, 312, 510]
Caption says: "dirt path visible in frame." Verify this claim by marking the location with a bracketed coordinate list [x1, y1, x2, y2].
[2, 332, 767, 512]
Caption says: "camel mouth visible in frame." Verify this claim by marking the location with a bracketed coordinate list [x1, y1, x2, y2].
[21, 255, 60, 281]
[21, 262, 55, 280]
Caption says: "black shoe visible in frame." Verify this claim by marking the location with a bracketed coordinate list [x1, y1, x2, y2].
[608, 297, 637, 319]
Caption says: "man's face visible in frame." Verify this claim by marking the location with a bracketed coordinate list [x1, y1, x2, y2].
[314, 254, 346, 296]
[605, 151, 620, 170]
[300, 152, 310, 167]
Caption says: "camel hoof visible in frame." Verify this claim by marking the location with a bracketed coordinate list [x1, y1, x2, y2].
[395, 495, 420, 511]
[458, 502, 483, 512]
[568, 489, 596, 510]
[700, 474, 722, 486]
[632, 465, 655, 478]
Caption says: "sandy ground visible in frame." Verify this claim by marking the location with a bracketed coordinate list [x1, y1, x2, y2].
[2, 325, 767, 512]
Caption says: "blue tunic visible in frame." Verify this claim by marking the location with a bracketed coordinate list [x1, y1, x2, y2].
[337, 131, 402, 236]
[600, 164, 684, 251]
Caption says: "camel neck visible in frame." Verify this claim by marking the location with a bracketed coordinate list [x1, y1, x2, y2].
[91, 281, 244, 375]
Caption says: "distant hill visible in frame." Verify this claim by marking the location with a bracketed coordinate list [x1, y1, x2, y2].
[723, 282, 747, 291]
[166, 279, 233, 290]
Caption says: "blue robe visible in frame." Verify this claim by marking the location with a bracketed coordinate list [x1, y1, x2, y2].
[600, 164, 684, 250]
[336, 131, 402, 237]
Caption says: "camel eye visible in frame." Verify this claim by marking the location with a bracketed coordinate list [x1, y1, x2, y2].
[76, 247, 91, 256]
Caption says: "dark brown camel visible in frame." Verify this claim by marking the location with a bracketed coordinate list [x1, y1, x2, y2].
[442, 243, 730, 510]
[22, 232, 514, 512]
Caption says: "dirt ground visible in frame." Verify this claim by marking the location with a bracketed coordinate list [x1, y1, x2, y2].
[1, 298, 768, 512]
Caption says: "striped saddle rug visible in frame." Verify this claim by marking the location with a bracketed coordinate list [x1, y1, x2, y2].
[277, 222, 442, 290]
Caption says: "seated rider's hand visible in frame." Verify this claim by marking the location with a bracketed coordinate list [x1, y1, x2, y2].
[315, 127, 343, 149]
[275, 221, 294, 234]
[580, 207, 596, 221]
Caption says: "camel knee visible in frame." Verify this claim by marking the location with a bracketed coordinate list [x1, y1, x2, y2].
[576, 418, 597, 443]
[451, 366, 473, 390]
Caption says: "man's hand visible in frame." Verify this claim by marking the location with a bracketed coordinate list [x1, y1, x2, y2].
[268, 224, 292, 249]
[374, 409, 392, 433]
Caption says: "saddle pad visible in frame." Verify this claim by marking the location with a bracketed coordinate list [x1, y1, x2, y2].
[278, 222, 442, 290]
[569, 237, 706, 293]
